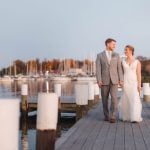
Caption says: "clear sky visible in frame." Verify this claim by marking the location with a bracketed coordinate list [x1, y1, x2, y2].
[0, 0, 150, 68]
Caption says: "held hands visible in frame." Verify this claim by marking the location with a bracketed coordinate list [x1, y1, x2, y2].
[119, 81, 123, 87]
[98, 80, 124, 88]
[137, 86, 141, 96]
[98, 81, 103, 88]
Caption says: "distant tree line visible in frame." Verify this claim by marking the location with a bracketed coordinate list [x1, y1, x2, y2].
[0, 58, 92, 76]
[136, 56, 150, 82]
[0, 57, 149, 82]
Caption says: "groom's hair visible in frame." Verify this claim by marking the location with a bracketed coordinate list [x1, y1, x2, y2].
[105, 38, 116, 46]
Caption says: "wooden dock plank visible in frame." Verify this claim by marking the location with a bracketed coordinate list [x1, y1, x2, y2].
[140, 106, 150, 150]
[56, 101, 150, 150]
[56, 118, 93, 150]
[114, 121, 125, 150]
[92, 122, 110, 150]
[56, 102, 103, 150]
[81, 121, 104, 150]
[102, 122, 117, 150]
[124, 122, 136, 150]
[70, 120, 98, 150]
[139, 119, 150, 150]
[132, 123, 146, 150]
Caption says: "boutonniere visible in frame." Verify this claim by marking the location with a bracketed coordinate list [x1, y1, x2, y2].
[112, 53, 116, 58]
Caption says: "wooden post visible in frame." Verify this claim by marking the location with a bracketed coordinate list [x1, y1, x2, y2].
[21, 84, 28, 116]
[36, 93, 58, 150]
[36, 130, 56, 150]
[76, 105, 88, 121]
[20, 114, 29, 150]
[21, 84, 28, 149]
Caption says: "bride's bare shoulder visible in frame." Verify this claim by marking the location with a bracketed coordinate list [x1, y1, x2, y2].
[135, 59, 141, 64]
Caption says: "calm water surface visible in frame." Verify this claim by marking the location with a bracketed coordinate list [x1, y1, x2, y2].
[0, 78, 76, 150]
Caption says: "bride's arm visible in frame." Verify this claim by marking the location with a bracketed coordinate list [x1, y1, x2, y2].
[136, 60, 141, 93]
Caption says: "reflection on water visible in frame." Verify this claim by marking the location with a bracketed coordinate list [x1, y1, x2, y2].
[0, 79, 75, 150]
[0, 79, 74, 100]
[19, 115, 76, 150]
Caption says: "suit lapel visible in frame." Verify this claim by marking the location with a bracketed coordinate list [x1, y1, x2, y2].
[110, 52, 116, 64]
[102, 51, 109, 65]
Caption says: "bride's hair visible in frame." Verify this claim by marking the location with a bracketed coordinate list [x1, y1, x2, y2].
[125, 45, 134, 55]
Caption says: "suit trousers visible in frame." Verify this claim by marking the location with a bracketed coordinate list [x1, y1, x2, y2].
[101, 82, 118, 119]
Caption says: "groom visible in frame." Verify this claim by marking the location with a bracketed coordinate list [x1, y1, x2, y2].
[96, 38, 123, 123]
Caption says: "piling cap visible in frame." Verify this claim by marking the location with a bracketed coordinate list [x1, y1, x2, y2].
[36, 93, 58, 130]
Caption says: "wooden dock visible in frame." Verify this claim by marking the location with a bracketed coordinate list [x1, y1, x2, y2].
[55, 101, 150, 150]
[27, 95, 99, 114]
[27, 96, 77, 113]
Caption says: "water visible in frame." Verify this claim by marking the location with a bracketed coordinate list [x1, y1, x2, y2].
[0, 78, 76, 150]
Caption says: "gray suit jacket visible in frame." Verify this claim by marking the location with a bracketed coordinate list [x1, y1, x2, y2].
[96, 51, 123, 85]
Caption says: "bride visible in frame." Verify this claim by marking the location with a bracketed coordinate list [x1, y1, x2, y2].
[119, 45, 142, 122]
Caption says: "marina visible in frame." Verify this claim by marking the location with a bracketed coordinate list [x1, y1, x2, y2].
[0, 76, 150, 150]
[0, 76, 100, 149]
[0, 1, 150, 149]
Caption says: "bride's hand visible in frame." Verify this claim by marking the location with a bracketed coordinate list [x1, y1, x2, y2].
[119, 81, 123, 87]
[137, 86, 141, 95]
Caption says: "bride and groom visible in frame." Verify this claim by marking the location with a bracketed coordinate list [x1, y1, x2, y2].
[96, 38, 142, 123]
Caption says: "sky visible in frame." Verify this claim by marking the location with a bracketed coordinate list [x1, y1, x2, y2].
[0, 0, 150, 68]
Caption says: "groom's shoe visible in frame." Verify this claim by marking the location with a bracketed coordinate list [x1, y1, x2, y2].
[110, 118, 116, 123]
[110, 116, 116, 123]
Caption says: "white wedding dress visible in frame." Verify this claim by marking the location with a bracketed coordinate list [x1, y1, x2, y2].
[118, 59, 142, 122]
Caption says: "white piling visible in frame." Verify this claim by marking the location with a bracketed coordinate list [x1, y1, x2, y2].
[21, 84, 28, 96]
[88, 82, 94, 107]
[75, 83, 88, 105]
[0, 99, 20, 150]
[143, 83, 150, 101]
[94, 83, 101, 103]
[36, 93, 58, 130]
[94, 83, 100, 96]
[88, 82, 94, 100]
[46, 81, 49, 93]
[54, 83, 61, 97]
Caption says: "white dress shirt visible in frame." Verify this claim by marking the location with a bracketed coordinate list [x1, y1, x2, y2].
[105, 50, 112, 63]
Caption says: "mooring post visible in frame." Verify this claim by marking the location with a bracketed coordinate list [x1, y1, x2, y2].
[75, 83, 88, 120]
[21, 112, 29, 150]
[21, 84, 28, 116]
[143, 83, 150, 102]
[36, 93, 58, 150]
[0, 99, 20, 150]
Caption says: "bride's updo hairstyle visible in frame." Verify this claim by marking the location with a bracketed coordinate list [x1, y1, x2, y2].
[125, 45, 134, 55]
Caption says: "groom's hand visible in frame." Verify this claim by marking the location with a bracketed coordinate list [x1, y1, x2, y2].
[98, 81, 103, 88]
